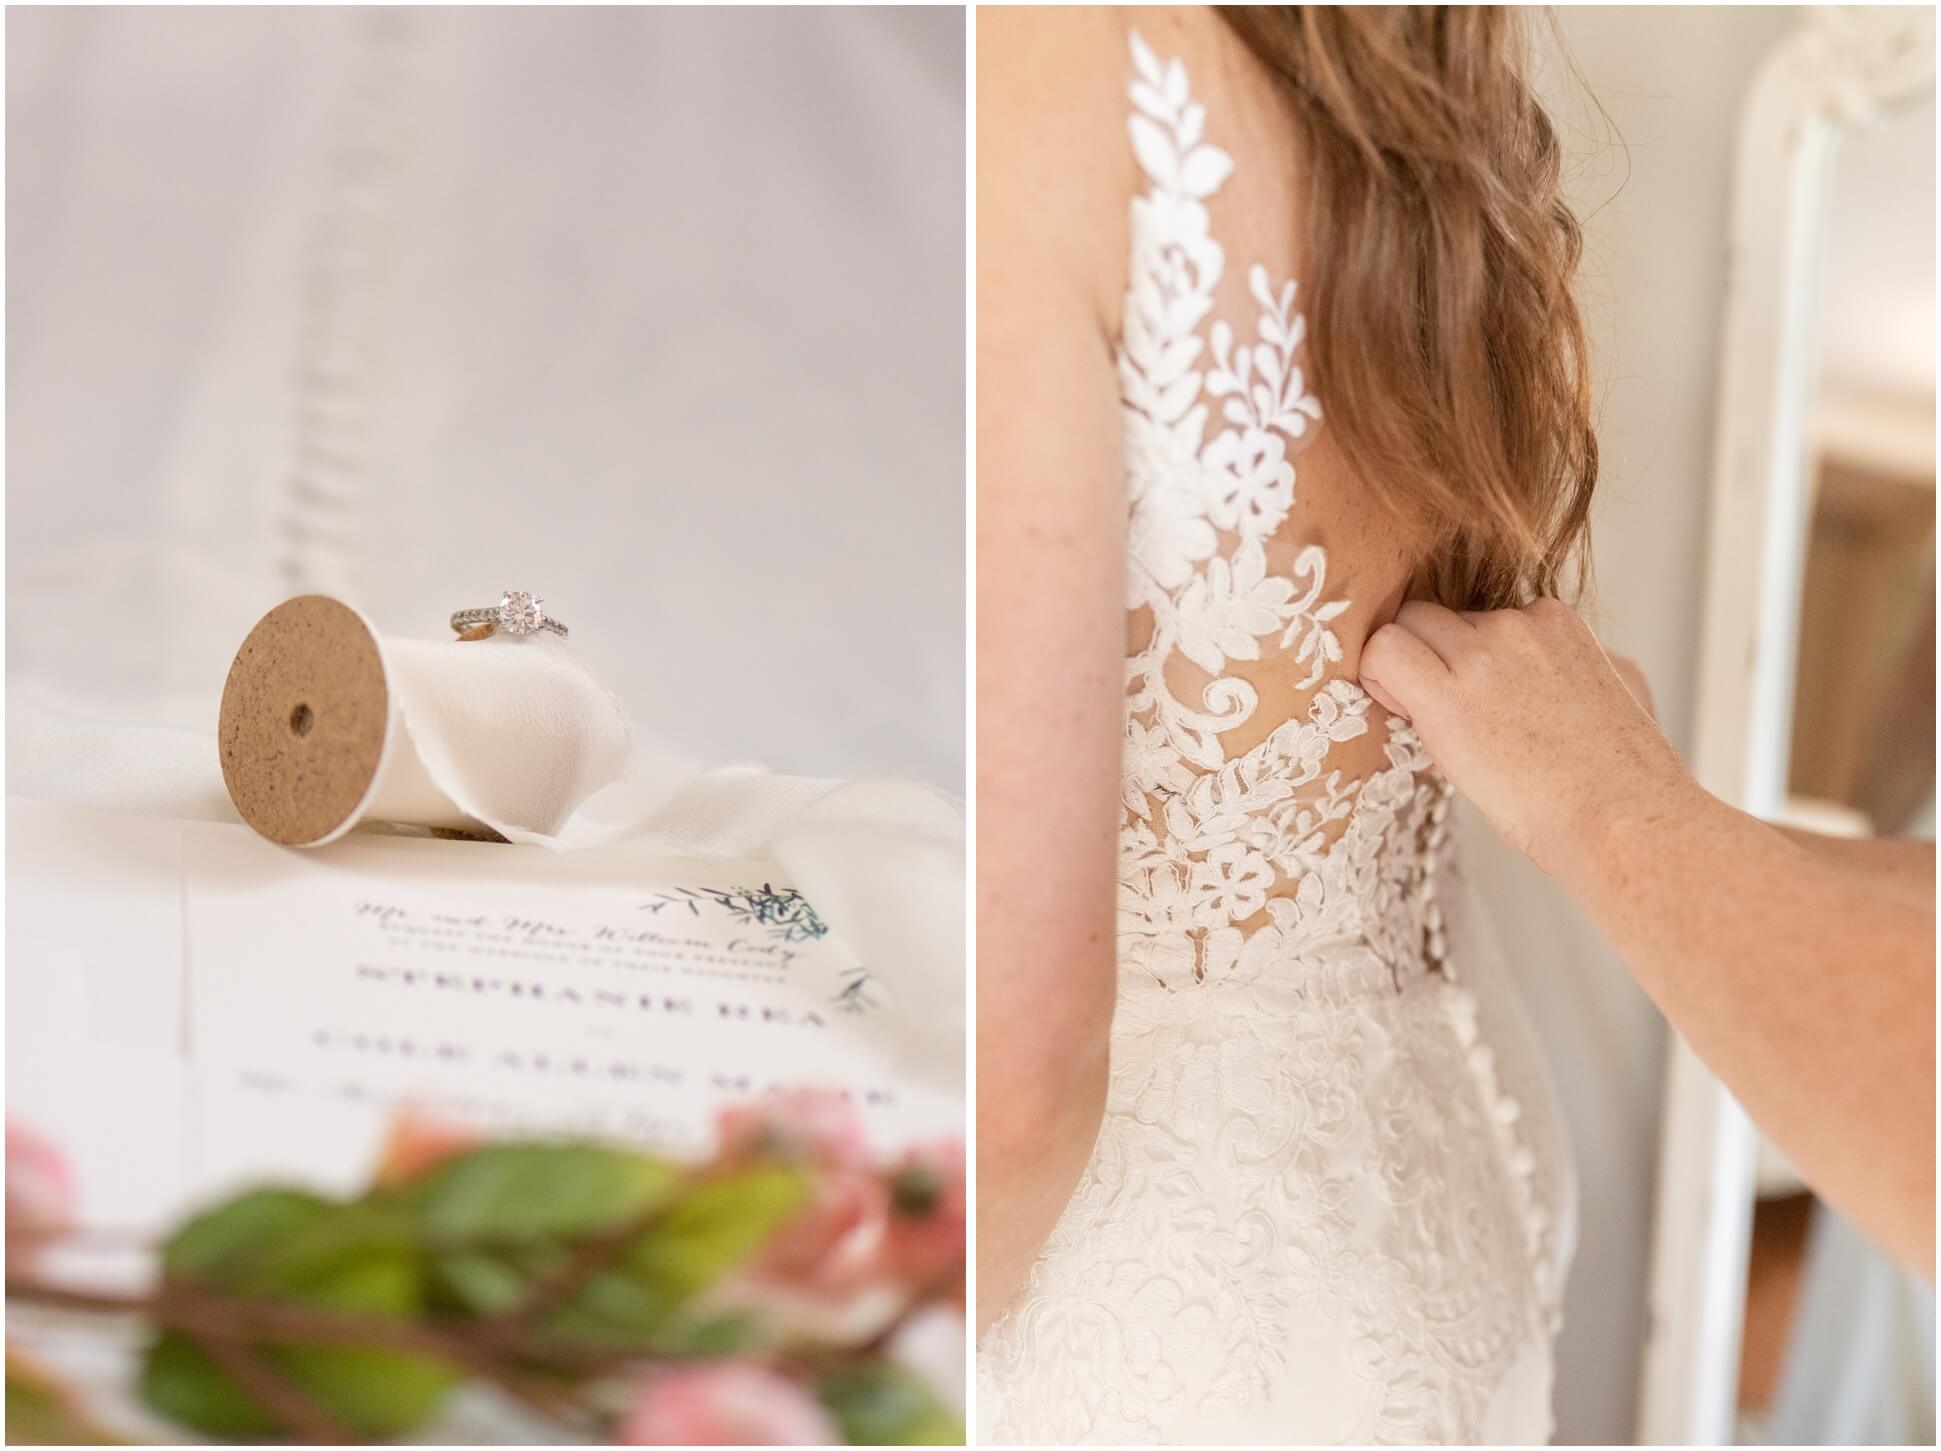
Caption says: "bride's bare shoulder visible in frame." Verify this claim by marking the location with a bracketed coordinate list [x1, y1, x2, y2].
[976, 8, 1146, 328]
[977, 6, 1269, 180]
[977, 5, 1139, 121]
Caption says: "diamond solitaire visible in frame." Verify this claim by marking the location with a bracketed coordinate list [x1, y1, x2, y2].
[449, 591, 569, 640]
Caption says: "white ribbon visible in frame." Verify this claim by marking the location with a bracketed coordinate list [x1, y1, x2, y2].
[359, 623, 966, 1096]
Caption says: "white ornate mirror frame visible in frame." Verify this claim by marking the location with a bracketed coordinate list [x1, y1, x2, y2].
[1638, 7, 1936, 1443]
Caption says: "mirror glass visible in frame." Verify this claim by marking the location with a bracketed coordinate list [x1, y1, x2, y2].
[1734, 85, 1937, 1447]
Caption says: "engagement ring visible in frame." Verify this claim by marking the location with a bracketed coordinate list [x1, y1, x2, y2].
[450, 590, 569, 640]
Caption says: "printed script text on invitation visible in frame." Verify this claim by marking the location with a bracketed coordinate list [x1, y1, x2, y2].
[181, 824, 959, 1193]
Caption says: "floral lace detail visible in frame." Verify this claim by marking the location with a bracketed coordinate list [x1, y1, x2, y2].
[980, 34, 1573, 1445]
[1116, 31, 1416, 986]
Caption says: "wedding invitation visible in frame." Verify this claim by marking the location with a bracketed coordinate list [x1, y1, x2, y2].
[180, 822, 961, 1195]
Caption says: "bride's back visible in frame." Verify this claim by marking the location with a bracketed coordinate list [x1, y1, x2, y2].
[980, 10, 1581, 1442]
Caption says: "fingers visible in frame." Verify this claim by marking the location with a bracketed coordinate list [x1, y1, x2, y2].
[1364, 595, 1610, 727]
[1392, 600, 1476, 664]
[1360, 620, 1453, 722]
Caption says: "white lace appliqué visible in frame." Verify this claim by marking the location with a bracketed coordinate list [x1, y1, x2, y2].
[1116, 32, 1428, 980]
[981, 34, 1573, 1446]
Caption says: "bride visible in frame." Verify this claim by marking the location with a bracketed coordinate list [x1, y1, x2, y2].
[977, 7, 1596, 1443]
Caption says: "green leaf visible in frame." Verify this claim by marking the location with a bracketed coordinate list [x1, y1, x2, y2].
[134, 1146, 808, 1439]
[540, 1263, 670, 1344]
[162, 1187, 423, 1304]
[8, 1353, 126, 1445]
[161, 1187, 336, 1283]
[538, 1164, 805, 1345]
[427, 1245, 539, 1317]
[262, 1241, 457, 1438]
[142, 1191, 458, 1440]
[405, 1143, 680, 1242]
[401, 1144, 680, 1321]
[417, 1155, 804, 1346]
[620, 1166, 808, 1309]
[647, 1309, 763, 1358]
[142, 1319, 455, 1443]
[819, 1363, 964, 1446]
[139, 1333, 277, 1441]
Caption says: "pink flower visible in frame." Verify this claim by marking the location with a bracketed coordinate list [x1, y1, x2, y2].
[754, 1167, 890, 1293]
[6, 1122, 74, 1242]
[615, 1362, 840, 1446]
[716, 1088, 870, 1170]
[882, 1139, 966, 1288]
[373, 1110, 479, 1188]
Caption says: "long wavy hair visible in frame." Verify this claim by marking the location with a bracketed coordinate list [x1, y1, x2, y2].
[1221, 6, 1598, 609]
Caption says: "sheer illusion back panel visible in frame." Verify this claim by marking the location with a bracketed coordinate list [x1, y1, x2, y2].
[1117, 15, 1425, 944]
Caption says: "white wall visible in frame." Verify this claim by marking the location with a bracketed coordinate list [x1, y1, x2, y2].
[1477, 8, 1800, 1443]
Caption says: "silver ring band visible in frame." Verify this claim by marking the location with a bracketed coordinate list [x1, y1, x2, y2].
[450, 591, 569, 640]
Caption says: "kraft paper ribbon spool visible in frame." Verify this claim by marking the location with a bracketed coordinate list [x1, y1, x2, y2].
[217, 595, 632, 847]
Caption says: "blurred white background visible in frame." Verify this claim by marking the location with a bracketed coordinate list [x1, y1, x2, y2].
[7, 6, 966, 797]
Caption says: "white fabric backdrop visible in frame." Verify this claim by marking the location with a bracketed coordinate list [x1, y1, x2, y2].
[8, 6, 966, 795]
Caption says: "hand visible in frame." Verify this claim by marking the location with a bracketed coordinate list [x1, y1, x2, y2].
[1359, 598, 1694, 876]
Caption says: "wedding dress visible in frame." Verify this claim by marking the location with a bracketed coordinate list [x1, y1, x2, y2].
[980, 35, 1575, 1444]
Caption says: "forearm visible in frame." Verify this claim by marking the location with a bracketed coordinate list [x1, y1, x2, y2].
[1561, 786, 1936, 1276]
[1359, 600, 1936, 1273]
[1774, 826, 1936, 912]
[973, 1014, 1110, 1335]
[973, 2, 1147, 1336]
[971, 736, 1120, 1336]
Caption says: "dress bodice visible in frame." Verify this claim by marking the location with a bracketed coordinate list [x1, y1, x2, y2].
[1113, 30, 1450, 998]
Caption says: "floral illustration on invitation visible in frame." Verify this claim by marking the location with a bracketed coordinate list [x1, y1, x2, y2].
[641, 882, 881, 1015]
[644, 884, 830, 943]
